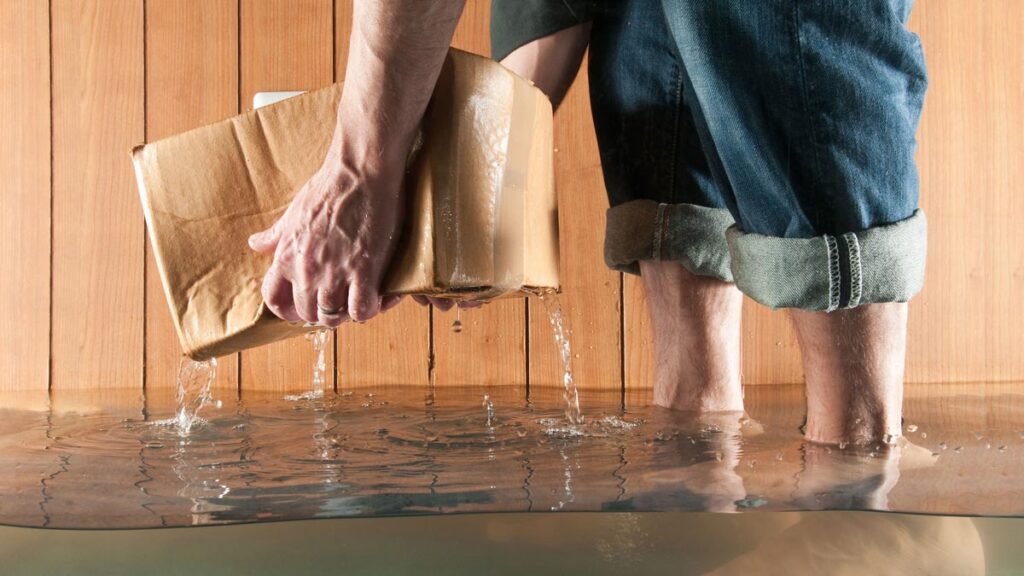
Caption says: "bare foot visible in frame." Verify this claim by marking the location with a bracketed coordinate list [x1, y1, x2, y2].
[792, 437, 937, 511]
[630, 411, 747, 512]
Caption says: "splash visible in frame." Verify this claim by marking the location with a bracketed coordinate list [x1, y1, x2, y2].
[532, 290, 582, 425]
[483, 394, 495, 428]
[168, 357, 219, 433]
[284, 329, 330, 401]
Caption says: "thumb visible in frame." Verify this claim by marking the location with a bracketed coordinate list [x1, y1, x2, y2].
[248, 220, 281, 253]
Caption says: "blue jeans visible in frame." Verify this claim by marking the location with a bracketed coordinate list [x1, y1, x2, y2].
[493, 0, 929, 311]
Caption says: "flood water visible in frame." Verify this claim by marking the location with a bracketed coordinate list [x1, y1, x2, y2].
[0, 382, 1021, 529]
[1, 512, 1017, 575]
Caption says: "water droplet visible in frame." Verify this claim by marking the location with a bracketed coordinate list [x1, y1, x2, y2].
[451, 319, 463, 333]
[920, 432, 927, 439]
[939, 442, 948, 450]
[145, 441, 164, 449]
[838, 442, 849, 450]
[747, 459, 757, 468]
[998, 445, 1007, 453]
[953, 446, 963, 453]
[883, 433, 896, 445]
[906, 424, 918, 433]
[985, 442, 992, 449]
[973, 431, 984, 440]
[775, 452, 784, 461]
[714, 451, 723, 462]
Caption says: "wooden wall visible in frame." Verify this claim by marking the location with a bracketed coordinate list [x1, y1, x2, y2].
[0, 0, 1020, 393]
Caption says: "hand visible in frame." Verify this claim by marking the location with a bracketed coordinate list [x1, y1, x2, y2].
[248, 160, 404, 327]
[411, 296, 485, 312]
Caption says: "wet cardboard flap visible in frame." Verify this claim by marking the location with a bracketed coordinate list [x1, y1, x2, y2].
[132, 49, 558, 361]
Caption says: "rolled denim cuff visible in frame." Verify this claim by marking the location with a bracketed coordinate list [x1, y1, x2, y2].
[604, 200, 735, 281]
[726, 210, 928, 311]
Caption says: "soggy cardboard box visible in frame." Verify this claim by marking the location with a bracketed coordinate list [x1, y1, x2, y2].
[132, 49, 558, 361]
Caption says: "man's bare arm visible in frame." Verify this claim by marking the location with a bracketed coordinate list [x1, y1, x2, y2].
[337, 1, 466, 178]
[248, 0, 466, 326]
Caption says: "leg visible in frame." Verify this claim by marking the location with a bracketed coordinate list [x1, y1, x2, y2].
[642, 260, 743, 412]
[498, 23, 591, 110]
[791, 303, 907, 445]
[490, 0, 594, 109]
[659, 0, 928, 443]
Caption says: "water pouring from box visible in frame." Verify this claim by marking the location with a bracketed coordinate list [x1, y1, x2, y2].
[132, 49, 568, 420]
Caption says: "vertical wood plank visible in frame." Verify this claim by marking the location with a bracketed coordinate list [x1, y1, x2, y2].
[531, 59, 622, 392]
[0, 1, 50, 391]
[239, 0, 335, 391]
[623, 276, 651, 390]
[431, 0, 527, 387]
[739, 304, 802, 385]
[334, 0, 430, 388]
[905, 0, 1024, 383]
[51, 0, 144, 389]
[144, 0, 239, 390]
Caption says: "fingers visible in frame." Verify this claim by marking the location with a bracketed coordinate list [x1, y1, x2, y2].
[293, 282, 318, 324]
[380, 295, 403, 313]
[410, 295, 483, 310]
[428, 297, 454, 312]
[348, 278, 381, 323]
[248, 220, 281, 254]
[317, 286, 349, 328]
[261, 268, 301, 322]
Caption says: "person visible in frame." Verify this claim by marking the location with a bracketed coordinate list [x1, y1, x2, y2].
[248, 0, 928, 447]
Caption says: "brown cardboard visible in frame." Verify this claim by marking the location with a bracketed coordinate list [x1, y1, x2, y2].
[132, 48, 558, 361]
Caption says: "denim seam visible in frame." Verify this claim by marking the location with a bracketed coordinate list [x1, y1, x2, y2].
[666, 66, 685, 205]
[559, 0, 581, 22]
[790, 0, 828, 226]
[824, 235, 840, 313]
[843, 232, 862, 309]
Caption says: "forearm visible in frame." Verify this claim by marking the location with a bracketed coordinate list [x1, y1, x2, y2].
[332, 0, 466, 182]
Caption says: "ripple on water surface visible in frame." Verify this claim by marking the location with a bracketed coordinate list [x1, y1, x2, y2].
[0, 384, 1022, 528]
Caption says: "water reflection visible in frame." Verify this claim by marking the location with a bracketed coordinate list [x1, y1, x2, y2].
[0, 384, 1021, 528]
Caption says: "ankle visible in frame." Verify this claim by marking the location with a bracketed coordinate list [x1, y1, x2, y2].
[641, 260, 744, 413]
[792, 303, 908, 446]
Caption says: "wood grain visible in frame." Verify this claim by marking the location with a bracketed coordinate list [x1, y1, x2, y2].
[905, 1, 1024, 384]
[0, 1, 50, 391]
[51, 0, 145, 389]
[430, 0, 527, 388]
[144, 0, 239, 390]
[530, 59, 623, 392]
[0, 0, 1021, 395]
[334, 0, 431, 388]
[238, 0, 336, 391]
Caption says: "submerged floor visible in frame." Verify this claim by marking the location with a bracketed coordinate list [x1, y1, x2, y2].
[2, 512, 1018, 576]
[0, 383, 1021, 528]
